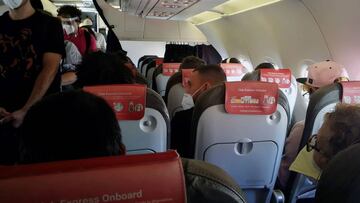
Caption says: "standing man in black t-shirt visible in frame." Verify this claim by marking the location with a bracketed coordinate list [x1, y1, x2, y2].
[0, 0, 65, 128]
[0, 0, 64, 164]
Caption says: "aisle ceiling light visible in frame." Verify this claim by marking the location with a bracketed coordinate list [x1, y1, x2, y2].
[188, 0, 282, 25]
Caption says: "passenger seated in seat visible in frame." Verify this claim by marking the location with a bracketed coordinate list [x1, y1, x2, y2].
[278, 60, 349, 188]
[75, 51, 136, 88]
[221, 57, 241, 64]
[290, 104, 360, 184]
[254, 62, 275, 70]
[19, 91, 247, 203]
[180, 56, 206, 70]
[19, 91, 126, 163]
[171, 65, 226, 158]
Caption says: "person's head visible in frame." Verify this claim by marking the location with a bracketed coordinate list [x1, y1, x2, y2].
[20, 91, 126, 164]
[315, 143, 360, 203]
[79, 18, 93, 28]
[307, 104, 360, 169]
[57, 5, 82, 35]
[185, 64, 226, 101]
[297, 60, 349, 95]
[180, 56, 206, 70]
[222, 57, 240, 64]
[75, 51, 135, 87]
[30, 0, 42, 10]
[254, 62, 275, 71]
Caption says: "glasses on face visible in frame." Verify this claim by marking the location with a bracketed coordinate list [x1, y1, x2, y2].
[306, 134, 321, 152]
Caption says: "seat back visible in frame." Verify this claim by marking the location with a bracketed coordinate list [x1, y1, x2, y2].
[0, 151, 186, 203]
[137, 55, 157, 69]
[191, 81, 290, 203]
[288, 81, 360, 203]
[140, 57, 157, 76]
[155, 63, 181, 96]
[242, 69, 297, 121]
[146, 58, 163, 89]
[182, 158, 248, 203]
[220, 63, 248, 82]
[84, 84, 170, 155]
[165, 70, 193, 119]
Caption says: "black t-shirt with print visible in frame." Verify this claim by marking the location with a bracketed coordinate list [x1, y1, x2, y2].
[0, 11, 65, 112]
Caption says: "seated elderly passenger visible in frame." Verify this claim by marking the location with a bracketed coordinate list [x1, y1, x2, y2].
[289, 104, 360, 183]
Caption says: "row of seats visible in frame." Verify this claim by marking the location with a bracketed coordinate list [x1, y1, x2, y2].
[138, 55, 360, 203]
[0, 151, 247, 203]
[80, 81, 289, 203]
[137, 55, 295, 203]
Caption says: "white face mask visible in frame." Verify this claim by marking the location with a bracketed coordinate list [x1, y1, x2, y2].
[181, 93, 195, 110]
[3, 0, 22, 9]
[62, 24, 76, 35]
[181, 83, 207, 110]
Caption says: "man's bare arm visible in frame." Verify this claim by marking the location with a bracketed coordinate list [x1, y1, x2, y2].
[6, 52, 62, 127]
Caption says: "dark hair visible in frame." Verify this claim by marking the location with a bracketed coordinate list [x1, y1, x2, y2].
[221, 57, 240, 64]
[75, 51, 136, 87]
[180, 56, 206, 69]
[20, 91, 124, 164]
[255, 62, 275, 70]
[315, 143, 360, 203]
[194, 64, 227, 85]
[57, 5, 82, 20]
[325, 104, 360, 158]
[30, 0, 43, 10]
[82, 26, 97, 40]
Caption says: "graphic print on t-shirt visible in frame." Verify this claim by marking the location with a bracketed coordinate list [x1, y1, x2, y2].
[0, 28, 38, 79]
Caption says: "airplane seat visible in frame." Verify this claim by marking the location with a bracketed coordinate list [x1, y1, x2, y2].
[220, 63, 248, 82]
[141, 62, 150, 77]
[0, 151, 248, 203]
[153, 63, 181, 97]
[142, 61, 156, 77]
[137, 55, 157, 69]
[146, 59, 164, 88]
[292, 88, 308, 123]
[152, 65, 162, 93]
[182, 158, 247, 203]
[0, 151, 187, 203]
[287, 82, 360, 203]
[191, 81, 290, 203]
[242, 69, 297, 125]
[146, 66, 156, 89]
[84, 84, 170, 155]
[165, 72, 185, 118]
[140, 57, 157, 76]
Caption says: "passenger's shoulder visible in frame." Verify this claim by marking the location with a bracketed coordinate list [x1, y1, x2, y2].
[35, 11, 61, 25]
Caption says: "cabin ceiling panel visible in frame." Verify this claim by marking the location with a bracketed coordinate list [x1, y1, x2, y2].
[302, 0, 360, 80]
[197, 0, 331, 77]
